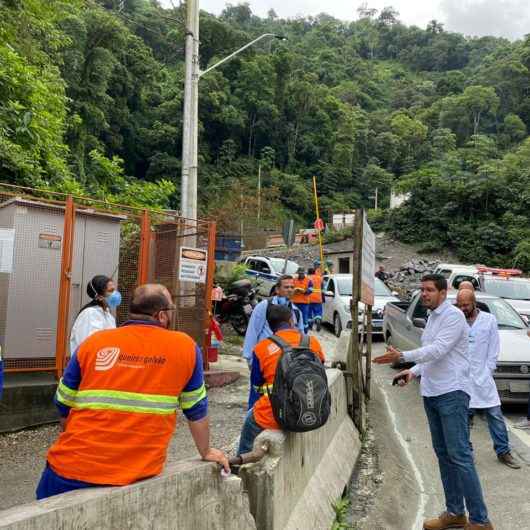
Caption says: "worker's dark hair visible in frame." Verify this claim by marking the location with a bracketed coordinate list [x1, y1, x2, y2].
[79, 275, 112, 314]
[421, 274, 447, 292]
[276, 274, 294, 288]
[267, 304, 293, 332]
[308, 267, 315, 275]
[130, 285, 171, 318]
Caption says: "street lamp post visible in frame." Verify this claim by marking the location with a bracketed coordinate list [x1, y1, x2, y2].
[180, 0, 286, 219]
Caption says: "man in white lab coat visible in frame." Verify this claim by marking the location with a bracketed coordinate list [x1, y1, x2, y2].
[456, 289, 520, 469]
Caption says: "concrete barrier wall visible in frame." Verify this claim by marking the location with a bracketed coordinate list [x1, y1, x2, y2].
[241, 369, 360, 530]
[0, 371, 360, 530]
[0, 460, 256, 530]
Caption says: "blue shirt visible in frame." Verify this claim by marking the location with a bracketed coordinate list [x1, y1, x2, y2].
[242, 296, 304, 361]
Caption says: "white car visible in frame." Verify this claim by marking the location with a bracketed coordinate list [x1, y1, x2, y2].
[480, 276, 530, 324]
[434, 263, 479, 281]
[322, 274, 400, 337]
[443, 270, 530, 324]
[241, 256, 300, 297]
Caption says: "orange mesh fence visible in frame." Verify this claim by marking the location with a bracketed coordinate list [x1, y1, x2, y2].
[0, 183, 215, 375]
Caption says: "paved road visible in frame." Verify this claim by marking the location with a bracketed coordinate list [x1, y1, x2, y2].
[370, 340, 530, 530]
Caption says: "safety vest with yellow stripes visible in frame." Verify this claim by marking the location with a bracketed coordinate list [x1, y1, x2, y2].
[47, 324, 205, 486]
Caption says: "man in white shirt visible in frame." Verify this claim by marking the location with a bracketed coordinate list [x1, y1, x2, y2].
[374, 274, 492, 530]
[456, 289, 520, 469]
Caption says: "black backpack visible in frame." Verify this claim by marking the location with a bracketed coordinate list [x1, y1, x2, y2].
[267, 334, 331, 433]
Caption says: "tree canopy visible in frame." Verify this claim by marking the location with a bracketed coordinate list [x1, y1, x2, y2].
[1, 1, 530, 269]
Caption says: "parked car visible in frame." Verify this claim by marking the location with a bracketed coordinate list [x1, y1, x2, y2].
[433, 263, 479, 280]
[240, 256, 300, 297]
[479, 276, 530, 324]
[383, 292, 530, 403]
[443, 268, 530, 323]
[322, 274, 400, 337]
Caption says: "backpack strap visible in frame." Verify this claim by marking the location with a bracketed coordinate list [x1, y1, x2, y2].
[298, 334, 310, 349]
[268, 335, 292, 352]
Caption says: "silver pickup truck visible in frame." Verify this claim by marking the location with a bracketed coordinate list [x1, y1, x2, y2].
[383, 292, 530, 403]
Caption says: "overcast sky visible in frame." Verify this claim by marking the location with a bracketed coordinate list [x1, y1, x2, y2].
[160, 0, 530, 40]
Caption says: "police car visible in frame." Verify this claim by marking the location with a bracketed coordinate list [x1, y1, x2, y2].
[241, 256, 300, 297]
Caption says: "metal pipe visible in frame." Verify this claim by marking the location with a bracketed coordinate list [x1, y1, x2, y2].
[228, 444, 268, 467]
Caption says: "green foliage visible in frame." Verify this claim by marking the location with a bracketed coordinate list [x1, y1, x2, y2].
[1, 1, 530, 270]
[331, 496, 352, 530]
[215, 263, 249, 291]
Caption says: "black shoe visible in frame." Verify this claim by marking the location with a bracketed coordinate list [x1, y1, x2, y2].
[498, 452, 521, 469]
[316, 319, 322, 332]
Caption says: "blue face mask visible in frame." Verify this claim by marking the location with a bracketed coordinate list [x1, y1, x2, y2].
[276, 296, 288, 305]
[106, 290, 122, 309]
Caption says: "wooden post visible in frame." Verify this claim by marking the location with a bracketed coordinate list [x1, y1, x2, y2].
[55, 195, 75, 380]
[137, 210, 151, 285]
[365, 304, 373, 399]
[348, 208, 365, 432]
[202, 220, 217, 371]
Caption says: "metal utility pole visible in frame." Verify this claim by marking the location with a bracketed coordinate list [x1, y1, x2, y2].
[181, 0, 199, 220]
[374, 187, 378, 210]
[180, 24, 286, 220]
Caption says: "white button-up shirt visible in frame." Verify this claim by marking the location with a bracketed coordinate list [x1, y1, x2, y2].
[405, 300, 470, 397]
[69, 306, 116, 355]
[467, 311, 500, 409]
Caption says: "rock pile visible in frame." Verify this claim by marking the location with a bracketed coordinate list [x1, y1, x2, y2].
[386, 258, 439, 298]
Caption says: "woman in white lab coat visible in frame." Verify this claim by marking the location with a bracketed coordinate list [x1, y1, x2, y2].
[69, 275, 121, 354]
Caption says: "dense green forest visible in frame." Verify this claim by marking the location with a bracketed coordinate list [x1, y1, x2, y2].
[1, 1, 530, 269]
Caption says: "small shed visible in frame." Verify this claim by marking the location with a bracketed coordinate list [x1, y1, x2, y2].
[324, 239, 354, 275]
[0, 198, 124, 367]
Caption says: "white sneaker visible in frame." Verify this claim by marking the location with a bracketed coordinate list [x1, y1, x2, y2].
[514, 419, 530, 430]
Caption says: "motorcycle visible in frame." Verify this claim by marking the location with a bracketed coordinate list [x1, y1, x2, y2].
[213, 279, 258, 336]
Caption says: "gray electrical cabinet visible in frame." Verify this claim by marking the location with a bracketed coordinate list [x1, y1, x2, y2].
[0, 198, 123, 366]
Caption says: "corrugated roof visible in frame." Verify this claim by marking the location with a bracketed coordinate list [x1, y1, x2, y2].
[324, 238, 354, 254]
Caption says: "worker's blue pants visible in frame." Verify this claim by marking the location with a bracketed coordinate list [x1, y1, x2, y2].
[309, 303, 323, 325]
[36, 463, 100, 500]
[297, 303, 310, 332]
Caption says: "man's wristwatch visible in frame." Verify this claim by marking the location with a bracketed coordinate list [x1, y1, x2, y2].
[398, 353, 406, 364]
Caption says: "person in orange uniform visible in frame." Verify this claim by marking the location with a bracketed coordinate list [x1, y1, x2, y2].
[292, 268, 313, 333]
[36, 284, 229, 499]
[237, 304, 325, 454]
[307, 267, 324, 332]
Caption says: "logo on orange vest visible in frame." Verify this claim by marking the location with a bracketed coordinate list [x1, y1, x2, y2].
[95, 347, 121, 371]
[267, 343, 281, 355]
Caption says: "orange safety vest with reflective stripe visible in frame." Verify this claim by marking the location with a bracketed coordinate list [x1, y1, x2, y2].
[308, 274, 323, 304]
[292, 276, 311, 305]
[47, 324, 204, 486]
[253, 329, 325, 430]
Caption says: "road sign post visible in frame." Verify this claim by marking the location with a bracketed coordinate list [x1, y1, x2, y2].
[347, 209, 375, 433]
[282, 219, 296, 273]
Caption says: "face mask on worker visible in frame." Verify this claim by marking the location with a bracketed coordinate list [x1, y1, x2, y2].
[106, 290, 122, 310]
[276, 296, 288, 305]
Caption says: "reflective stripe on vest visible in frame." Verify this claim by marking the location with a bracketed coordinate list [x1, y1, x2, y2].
[179, 384, 207, 410]
[254, 383, 273, 395]
[56, 379, 181, 415]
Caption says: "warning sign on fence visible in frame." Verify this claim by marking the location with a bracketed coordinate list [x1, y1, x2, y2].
[178, 247, 208, 284]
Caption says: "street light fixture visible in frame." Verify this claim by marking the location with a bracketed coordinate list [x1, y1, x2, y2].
[199, 34, 287, 78]
[180, 1, 287, 220]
